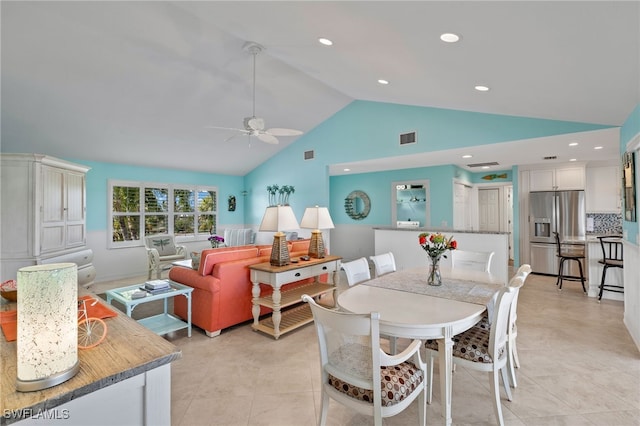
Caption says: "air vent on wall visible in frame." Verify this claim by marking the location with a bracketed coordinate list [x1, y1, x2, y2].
[543, 156, 557, 160]
[304, 150, 315, 160]
[467, 162, 500, 168]
[399, 131, 417, 146]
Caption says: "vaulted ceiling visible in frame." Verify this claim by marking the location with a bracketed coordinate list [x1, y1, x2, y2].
[2, 1, 638, 175]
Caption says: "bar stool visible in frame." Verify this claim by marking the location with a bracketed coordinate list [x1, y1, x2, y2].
[553, 232, 586, 293]
[597, 235, 624, 301]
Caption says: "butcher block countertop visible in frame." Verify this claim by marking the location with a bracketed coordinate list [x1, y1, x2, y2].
[1, 295, 180, 425]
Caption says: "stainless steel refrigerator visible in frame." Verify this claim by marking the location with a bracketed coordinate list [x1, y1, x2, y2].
[529, 190, 586, 275]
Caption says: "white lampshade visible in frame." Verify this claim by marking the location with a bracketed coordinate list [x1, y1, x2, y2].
[300, 206, 335, 230]
[259, 205, 300, 233]
[16, 263, 80, 392]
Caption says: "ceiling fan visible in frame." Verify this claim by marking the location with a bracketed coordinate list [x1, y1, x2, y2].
[206, 42, 303, 145]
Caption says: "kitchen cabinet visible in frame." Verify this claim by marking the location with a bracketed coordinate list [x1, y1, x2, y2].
[0, 154, 95, 285]
[585, 165, 622, 213]
[529, 167, 585, 191]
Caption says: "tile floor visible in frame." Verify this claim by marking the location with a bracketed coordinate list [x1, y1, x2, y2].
[91, 271, 640, 426]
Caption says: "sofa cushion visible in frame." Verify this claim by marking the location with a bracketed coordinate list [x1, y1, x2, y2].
[290, 239, 310, 253]
[200, 247, 259, 276]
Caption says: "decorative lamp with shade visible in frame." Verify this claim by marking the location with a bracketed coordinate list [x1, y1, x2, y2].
[16, 263, 80, 392]
[259, 205, 300, 266]
[300, 206, 335, 259]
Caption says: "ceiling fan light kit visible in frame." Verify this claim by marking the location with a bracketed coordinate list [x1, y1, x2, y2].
[207, 41, 303, 145]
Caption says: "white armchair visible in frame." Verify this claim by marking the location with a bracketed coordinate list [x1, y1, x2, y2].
[144, 235, 187, 279]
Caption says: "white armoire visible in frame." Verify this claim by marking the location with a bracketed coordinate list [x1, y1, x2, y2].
[1, 154, 95, 286]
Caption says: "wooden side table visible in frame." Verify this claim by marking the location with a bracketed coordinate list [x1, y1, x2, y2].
[249, 255, 341, 339]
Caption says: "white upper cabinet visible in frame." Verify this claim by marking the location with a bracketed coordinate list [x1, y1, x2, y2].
[529, 166, 585, 191]
[585, 165, 622, 213]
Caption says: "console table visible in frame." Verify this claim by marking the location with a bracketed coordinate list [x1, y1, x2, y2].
[249, 255, 341, 339]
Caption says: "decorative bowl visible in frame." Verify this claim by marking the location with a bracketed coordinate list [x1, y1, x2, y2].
[1, 280, 17, 302]
[1, 290, 17, 302]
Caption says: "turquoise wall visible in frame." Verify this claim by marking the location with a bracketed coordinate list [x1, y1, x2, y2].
[72, 159, 245, 231]
[621, 103, 640, 244]
[247, 100, 610, 230]
[329, 165, 456, 226]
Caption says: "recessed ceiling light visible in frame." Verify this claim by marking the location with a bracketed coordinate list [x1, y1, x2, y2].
[482, 166, 490, 169]
[475, 85, 490, 92]
[462, 154, 473, 159]
[569, 142, 579, 146]
[440, 33, 460, 43]
[318, 38, 333, 46]
[569, 158, 577, 162]
[594, 146, 603, 150]
[343, 168, 351, 172]
[378, 79, 389, 85]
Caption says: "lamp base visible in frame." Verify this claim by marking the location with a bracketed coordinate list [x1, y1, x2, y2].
[308, 230, 326, 259]
[16, 360, 80, 392]
[270, 233, 291, 266]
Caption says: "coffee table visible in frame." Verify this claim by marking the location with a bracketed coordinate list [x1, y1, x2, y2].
[106, 281, 193, 337]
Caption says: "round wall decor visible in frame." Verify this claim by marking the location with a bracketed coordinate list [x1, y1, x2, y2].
[344, 190, 371, 220]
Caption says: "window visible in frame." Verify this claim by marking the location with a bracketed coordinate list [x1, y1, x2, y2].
[109, 180, 217, 248]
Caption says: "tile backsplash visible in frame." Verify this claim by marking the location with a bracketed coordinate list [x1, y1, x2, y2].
[586, 213, 623, 234]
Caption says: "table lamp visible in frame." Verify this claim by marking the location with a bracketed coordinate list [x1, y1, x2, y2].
[16, 263, 80, 392]
[259, 205, 300, 266]
[300, 206, 335, 259]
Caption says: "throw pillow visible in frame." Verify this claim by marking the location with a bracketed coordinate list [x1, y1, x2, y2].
[147, 236, 176, 256]
[190, 252, 201, 270]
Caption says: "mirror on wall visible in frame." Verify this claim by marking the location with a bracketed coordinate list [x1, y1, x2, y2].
[391, 180, 430, 227]
[344, 190, 371, 220]
[623, 151, 636, 222]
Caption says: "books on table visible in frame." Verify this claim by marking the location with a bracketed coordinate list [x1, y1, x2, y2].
[142, 279, 172, 294]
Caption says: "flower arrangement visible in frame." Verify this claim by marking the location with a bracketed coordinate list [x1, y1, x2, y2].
[418, 233, 457, 259]
[419, 233, 456, 286]
[208, 235, 224, 248]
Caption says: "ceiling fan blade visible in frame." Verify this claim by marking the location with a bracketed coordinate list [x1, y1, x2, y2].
[257, 133, 279, 144]
[205, 125, 249, 133]
[266, 128, 303, 136]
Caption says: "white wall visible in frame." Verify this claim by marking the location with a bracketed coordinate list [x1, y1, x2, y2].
[623, 241, 640, 352]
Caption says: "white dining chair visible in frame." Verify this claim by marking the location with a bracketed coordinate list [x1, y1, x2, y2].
[451, 250, 495, 273]
[302, 294, 427, 426]
[424, 285, 519, 426]
[474, 264, 532, 388]
[341, 256, 399, 353]
[369, 252, 397, 277]
[341, 257, 371, 286]
[507, 264, 531, 387]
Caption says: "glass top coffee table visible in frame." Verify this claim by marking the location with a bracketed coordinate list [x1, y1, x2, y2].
[106, 280, 193, 337]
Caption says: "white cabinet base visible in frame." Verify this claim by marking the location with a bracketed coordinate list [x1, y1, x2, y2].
[15, 364, 171, 426]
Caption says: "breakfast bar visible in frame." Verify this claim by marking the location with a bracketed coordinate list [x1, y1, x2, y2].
[374, 227, 511, 283]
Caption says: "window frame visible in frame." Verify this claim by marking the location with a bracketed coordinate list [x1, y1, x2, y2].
[108, 179, 218, 249]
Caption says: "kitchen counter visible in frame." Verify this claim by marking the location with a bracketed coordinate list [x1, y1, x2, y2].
[374, 226, 510, 235]
[1, 294, 181, 425]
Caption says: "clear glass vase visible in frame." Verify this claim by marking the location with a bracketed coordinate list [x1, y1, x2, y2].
[428, 255, 442, 286]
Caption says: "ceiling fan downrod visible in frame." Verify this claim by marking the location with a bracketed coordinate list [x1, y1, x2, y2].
[243, 42, 264, 119]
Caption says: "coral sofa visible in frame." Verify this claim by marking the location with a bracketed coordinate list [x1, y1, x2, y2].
[168, 239, 315, 337]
